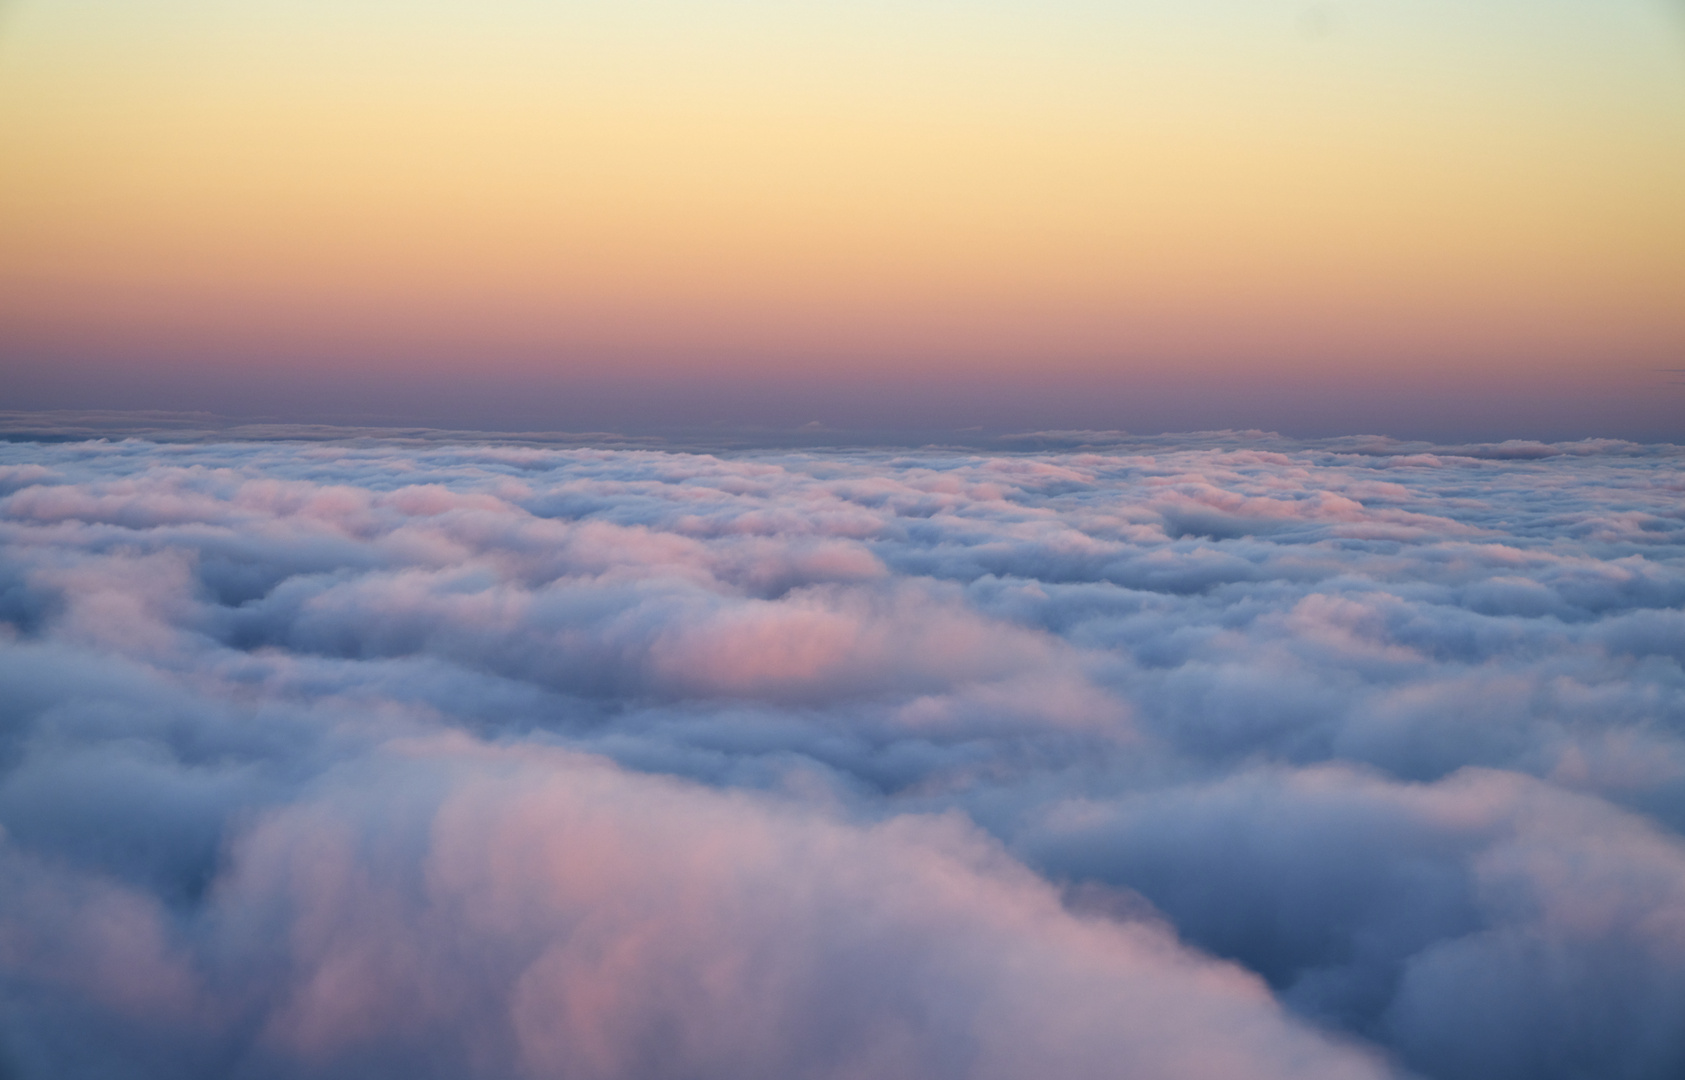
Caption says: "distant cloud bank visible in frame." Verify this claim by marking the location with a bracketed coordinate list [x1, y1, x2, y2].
[1, 433, 1683, 1079]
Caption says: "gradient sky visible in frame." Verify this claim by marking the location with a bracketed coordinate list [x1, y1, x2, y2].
[2, 0, 1683, 437]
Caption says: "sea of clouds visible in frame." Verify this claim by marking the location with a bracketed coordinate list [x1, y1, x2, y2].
[1, 431, 1683, 1080]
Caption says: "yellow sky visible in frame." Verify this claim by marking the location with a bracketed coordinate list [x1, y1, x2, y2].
[2, 0, 1682, 402]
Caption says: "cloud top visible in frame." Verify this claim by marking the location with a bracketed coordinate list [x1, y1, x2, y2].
[1, 432, 1683, 1079]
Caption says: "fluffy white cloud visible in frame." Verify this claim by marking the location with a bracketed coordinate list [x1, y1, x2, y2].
[0, 431, 1682, 1079]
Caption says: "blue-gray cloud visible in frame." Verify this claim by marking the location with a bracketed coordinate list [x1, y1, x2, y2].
[1, 431, 1683, 1079]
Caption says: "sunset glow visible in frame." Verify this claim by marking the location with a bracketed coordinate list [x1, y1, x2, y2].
[3, 0, 1682, 435]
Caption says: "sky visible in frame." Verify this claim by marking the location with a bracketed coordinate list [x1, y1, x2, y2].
[3, 430, 1685, 1079]
[2, 0, 1684, 437]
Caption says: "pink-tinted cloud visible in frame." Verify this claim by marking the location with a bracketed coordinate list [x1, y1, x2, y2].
[0, 430, 1683, 1078]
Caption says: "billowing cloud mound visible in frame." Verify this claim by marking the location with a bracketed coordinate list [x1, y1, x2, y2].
[1, 432, 1683, 1080]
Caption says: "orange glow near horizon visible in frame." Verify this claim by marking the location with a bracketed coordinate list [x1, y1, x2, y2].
[2, 0, 1683, 433]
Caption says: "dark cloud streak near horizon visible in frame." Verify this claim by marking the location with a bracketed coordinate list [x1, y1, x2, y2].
[1, 431, 1684, 1079]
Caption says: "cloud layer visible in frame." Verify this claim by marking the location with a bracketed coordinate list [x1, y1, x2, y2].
[2, 432, 1683, 1079]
